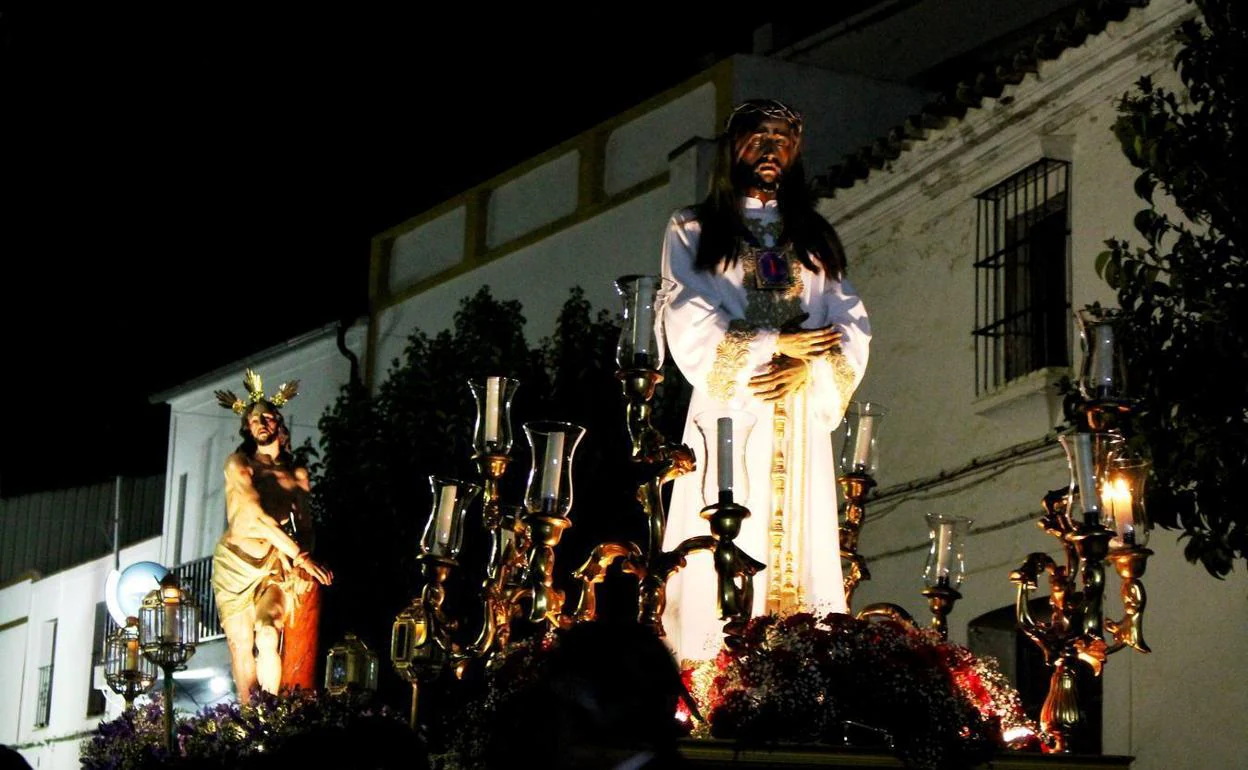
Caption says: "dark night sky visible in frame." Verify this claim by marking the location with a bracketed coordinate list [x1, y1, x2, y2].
[0, 9, 776, 495]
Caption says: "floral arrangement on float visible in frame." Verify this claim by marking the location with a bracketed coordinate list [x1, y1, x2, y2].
[81, 689, 411, 770]
[423, 615, 1035, 770]
[680, 611, 1038, 770]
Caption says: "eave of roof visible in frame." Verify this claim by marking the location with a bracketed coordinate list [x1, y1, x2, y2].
[148, 318, 364, 405]
[813, 0, 1153, 195]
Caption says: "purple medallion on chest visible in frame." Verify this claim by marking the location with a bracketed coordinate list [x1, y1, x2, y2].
[756, 250, 792, 290]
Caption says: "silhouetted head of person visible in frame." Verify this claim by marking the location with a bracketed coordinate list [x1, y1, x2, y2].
[487, 621, 688, 769]
[0, 745, 32, 770]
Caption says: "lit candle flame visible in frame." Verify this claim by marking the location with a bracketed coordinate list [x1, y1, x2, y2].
[1104, 475, 1133, 541]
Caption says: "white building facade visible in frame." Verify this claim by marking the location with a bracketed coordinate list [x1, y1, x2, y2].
[820, 1, 1246, 768]
[2, 538, 161, 768]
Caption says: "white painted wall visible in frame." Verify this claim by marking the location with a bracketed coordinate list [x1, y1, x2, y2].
[158, 324, 367, 568]
[0, 580, 34, 746]
[604, 82, 717, 196]
[487, 151, 580, 249]
[821, 2, 1244, 767]
[390, 206, 467, 295]
[1, 537, 161, 769]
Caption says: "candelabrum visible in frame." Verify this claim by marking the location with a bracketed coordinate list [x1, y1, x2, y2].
[390, 408, 589, 723]
[570, 275, 764, 645]
[390, 375, 531, 724]
[102, 616, 157, 710]
[138, 573, 199, 752]
[1010, 308, 1152, 753]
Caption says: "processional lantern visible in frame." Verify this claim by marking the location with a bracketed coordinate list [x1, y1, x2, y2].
[325, 633, 379, 695]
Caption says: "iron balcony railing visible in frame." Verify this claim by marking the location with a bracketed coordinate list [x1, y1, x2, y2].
[172, 555, 223, 642]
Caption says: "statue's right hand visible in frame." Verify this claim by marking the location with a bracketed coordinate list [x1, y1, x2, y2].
[294, 552, 333, 586]
[776, 326, 842, 360]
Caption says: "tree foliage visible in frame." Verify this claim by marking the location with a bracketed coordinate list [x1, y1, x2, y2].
[308, 286, 689, 701]
[1097, 0, 1246, 576]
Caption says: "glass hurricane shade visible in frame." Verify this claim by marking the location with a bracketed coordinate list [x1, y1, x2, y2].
[615, 275, 675, 371]
[694, 409, 756, 507]
[1076, 309, 1128, 401]
[923, 513, 972, 589]
[523, 421, 587, 517]
[420, 476, 482, 558]
[839, 402, 886, 476]
[469, 377, 520, 455]
[1058, 430, 1126, 526]
[1102, 456, 1151, 548]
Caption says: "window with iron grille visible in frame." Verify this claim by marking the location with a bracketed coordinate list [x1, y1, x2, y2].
[973, 159, 1071, 395]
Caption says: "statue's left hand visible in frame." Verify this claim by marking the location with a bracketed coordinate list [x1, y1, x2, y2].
[748, 356, 808, 402]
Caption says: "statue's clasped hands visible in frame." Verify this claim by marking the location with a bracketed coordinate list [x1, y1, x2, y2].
[749, 326, 842, 403]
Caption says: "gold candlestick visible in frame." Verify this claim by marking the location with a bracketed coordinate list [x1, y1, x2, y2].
[1105, 545, 1153, 654]
[838, 473, 876, 609]
[523, 515, 573, 630]
[702, 500, 765, 638]
[920, 581, 962, 640]
[466, 453, 530, 662]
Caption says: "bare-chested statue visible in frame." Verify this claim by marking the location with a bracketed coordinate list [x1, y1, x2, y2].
[212, 370, 332, 699]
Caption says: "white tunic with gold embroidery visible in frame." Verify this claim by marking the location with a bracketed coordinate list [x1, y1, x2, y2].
[659, 197, 871, 662]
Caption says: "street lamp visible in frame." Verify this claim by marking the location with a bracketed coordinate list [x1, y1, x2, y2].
[102, 616, 157, 710]
[139, 573, 198, 752]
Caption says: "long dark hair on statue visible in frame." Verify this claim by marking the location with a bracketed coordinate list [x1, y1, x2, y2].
[693, 130, 847, 279]
[236, 402, 298, 467]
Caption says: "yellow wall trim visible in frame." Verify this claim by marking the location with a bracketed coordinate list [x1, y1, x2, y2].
[376, 171, 670, 314]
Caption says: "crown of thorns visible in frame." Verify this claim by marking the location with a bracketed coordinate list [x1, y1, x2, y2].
[725, 99, 804, 136]
[214, 369, 299, 415]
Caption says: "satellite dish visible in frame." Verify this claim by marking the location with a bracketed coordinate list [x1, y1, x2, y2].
[106, 561, 169, 627]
